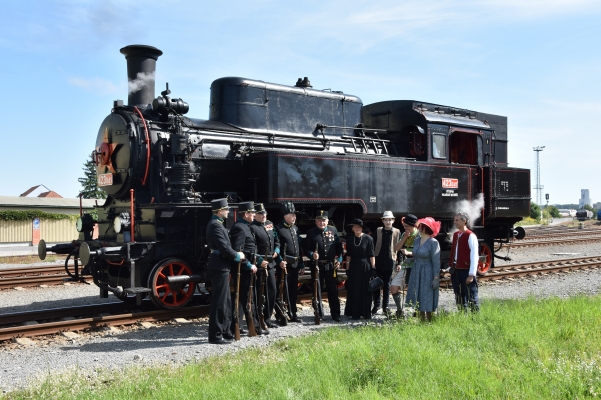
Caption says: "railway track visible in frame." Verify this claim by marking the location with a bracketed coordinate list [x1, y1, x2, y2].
[0, 264, 87, 289]
[2, 256, 600, 342]
[524, 229, 601, 240]
[509, 234, 601, 248]
[440, 255, 601, 286]
[0, 291, 331, 342]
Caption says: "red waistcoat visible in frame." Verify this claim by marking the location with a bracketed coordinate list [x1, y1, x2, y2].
[449, 229, 473, 269]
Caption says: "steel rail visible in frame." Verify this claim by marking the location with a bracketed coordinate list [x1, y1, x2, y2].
[0, 291, 347, 342]
[0, 274, 90, 290]
[0, 305, 210, 341]
[0, 265, 67, 278]
[440, 256, 601, 286]
[509, 235, 601, 248]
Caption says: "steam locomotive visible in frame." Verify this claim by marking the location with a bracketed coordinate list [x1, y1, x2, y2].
[39, 45, 530, 309]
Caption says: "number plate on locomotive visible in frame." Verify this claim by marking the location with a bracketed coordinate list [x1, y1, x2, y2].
[441, 178, 458, 189]
[98, 173, 114, 186]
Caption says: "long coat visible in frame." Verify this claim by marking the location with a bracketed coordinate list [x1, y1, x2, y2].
[405, 236, 440, 312]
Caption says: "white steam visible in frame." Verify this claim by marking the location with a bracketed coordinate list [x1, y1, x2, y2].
[128, 71, 155, 94]
[455, 192, 485, 228]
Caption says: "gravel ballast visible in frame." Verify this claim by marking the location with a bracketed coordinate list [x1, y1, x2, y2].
[1, 241, 601, 394]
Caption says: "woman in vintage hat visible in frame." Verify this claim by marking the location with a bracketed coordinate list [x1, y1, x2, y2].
[404, 217, 441, 322]
[344, 219, 376, 320]
[390, 214, 419, 317]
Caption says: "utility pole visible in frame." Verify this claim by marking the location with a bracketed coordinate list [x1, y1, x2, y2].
[546, 193, 549, 225]
[533, 146, 545, 206]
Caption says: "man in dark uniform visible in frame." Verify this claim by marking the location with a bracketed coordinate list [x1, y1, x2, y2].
[250, 203, 280, 330]
[275, 201, 304, 323]
[206, 198, 246, 345]
[229, 201, 263, 335]
[303, 210, 343, 322]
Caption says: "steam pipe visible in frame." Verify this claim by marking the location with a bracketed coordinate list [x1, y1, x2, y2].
[130, 189, 135, 242]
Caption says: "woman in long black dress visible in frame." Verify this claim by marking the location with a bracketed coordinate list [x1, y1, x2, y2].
[344, 219, 376, 319]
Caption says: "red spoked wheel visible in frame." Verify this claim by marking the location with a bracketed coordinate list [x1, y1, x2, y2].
[477, 242, 492, 276]
[148, 258, 195, 309]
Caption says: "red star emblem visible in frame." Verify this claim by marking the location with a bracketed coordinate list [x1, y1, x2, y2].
[96, 128, 118, 174]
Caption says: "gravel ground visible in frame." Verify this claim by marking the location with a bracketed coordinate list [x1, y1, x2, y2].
[1, 241, 601, 394]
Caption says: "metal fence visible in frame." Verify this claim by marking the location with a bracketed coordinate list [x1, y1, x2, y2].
[0, 219, 78, 244]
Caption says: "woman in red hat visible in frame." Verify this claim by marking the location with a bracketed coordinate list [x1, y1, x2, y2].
[405, 217, 441, 322]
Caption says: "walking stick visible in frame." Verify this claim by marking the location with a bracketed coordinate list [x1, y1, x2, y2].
[313, 243, 321, 325]
[246, 268, 257, 337]
[233, 248, 242, 341]
[257, 251, 268, 331]
[275, 243, 289, 326]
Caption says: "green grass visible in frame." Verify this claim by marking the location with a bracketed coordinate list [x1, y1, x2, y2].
[515, 217, 540, 226]
[6, 296, 601, 399]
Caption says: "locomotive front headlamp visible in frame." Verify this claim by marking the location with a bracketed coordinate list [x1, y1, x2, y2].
[113, 216, 122, 233]
[76, 214, 95, 233]
[113, 212, 131, 234]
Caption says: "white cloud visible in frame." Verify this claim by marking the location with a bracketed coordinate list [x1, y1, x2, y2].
[68, 76, 119, 95]
[280, 0, 601, 51]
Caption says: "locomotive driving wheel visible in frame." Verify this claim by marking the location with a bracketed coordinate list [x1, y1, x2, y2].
[148, 258, 195, 309]
[477, 241, 493, 276]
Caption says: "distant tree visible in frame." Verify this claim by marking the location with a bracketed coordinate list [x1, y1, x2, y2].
[547, 205, 561, 218]
[78, 154, 107, 199]
[583, 204, 595, 213]
[530, 203, 541, 220]
[553, 204, 579, 209]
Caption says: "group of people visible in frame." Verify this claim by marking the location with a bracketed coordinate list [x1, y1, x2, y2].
[205, 197, 481, 345]
[370, 210, 481, 322]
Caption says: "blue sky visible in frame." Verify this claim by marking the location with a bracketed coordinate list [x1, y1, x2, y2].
[1, 0, 600, 205]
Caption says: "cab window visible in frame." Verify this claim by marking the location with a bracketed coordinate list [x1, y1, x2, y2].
[432, 134, 447, 159]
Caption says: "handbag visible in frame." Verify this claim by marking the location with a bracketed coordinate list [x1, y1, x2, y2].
[369, 277, 384, 292]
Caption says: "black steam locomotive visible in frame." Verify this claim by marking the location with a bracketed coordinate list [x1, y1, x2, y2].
[39, 45, 530, 309]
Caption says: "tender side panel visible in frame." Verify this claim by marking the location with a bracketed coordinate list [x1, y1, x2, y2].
[485, 167, 530, 218]
[254, 152, 480, 219]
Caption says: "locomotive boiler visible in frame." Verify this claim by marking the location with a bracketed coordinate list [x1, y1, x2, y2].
[39, 44, 530, 309]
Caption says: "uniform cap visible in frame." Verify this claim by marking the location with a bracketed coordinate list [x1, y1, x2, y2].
[255, 203, 266, 214]
[238, 201, 256, 213]
[281, 201, 296, 215]
[211, 198, 228, 211]
[316, 210, 328, 220]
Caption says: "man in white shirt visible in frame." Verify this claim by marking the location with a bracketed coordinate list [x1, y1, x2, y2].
[449, 211, 480, 312]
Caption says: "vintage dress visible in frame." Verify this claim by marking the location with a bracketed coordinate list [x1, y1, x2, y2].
[405, 236, 440, 312]
[344, 234, 375, 319]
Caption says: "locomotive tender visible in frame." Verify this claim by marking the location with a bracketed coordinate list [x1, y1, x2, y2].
[39, 45, 530, 309]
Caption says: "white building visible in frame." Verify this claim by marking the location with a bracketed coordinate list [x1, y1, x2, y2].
[557, 209, 576, 217]
[579, 189, 592, 208]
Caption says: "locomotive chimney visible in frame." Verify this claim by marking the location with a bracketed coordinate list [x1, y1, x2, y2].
[119, 45, 163, 107]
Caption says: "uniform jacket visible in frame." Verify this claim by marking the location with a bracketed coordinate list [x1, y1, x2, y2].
[250, 220, 280, 269]
[229, 219, 256, 271]
[206, 215, 240, 271]
[275, 221, 302, 268]
[303, 225, 343, 264]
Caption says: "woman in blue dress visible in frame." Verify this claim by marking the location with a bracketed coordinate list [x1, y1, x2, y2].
[405, 217, 441, 322]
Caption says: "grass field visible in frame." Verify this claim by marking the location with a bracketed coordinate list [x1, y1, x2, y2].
[5, 295, 601, 399]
